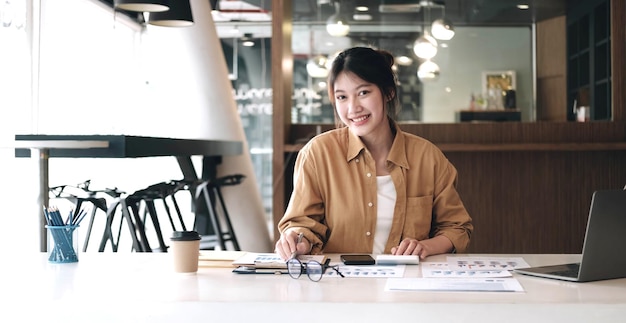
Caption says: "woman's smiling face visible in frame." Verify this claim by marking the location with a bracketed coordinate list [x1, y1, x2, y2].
[333, 71, 387, 139]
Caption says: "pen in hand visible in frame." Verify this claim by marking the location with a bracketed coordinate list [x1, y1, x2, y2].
[290, 232, 304, 260]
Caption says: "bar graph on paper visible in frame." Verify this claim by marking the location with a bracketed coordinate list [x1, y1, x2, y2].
[446, 256, 530, 270]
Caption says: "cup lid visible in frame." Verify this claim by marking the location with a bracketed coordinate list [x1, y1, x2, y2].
[171, 231, 201, 241]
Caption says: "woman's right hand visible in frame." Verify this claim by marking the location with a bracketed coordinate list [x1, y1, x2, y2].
[275, 229, 311, 260]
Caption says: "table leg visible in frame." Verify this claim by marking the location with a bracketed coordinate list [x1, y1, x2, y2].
[175, 156, 221, 237]
[33, 148, 49, 252]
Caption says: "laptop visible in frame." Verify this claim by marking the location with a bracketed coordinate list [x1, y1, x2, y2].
[514, 189, 626, 282]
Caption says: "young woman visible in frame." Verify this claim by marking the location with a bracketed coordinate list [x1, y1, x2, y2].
[275, 47, 473, 260]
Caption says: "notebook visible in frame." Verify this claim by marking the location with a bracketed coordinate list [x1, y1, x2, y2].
[514, 189, 626, 282]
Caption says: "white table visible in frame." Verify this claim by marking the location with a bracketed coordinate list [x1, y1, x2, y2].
[3, 253, 626, 322]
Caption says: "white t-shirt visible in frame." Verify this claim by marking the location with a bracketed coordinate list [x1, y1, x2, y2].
[373, 175, 396, 254]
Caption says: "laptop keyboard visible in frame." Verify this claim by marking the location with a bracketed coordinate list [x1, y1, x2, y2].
[550, 263, 580, 278]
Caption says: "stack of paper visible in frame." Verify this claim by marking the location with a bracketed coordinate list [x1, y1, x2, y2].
[198, 250, 247, 268]
[384, 256, 530, 292]
[231, 253, 327, 274]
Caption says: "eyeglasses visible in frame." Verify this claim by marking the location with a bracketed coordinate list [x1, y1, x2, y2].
[286, 258, 345, 282]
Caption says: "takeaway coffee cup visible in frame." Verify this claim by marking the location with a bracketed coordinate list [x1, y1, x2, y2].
[170, 231, 201, 273]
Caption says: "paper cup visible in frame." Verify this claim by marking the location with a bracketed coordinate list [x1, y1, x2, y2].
[170, 231, 201, 273]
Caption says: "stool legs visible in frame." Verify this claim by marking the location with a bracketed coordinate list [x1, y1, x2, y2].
[169, 194, 187, 231]
[212, 184, 240, 251]
[195, 180, 240, 251]
[139, 199, 168, 252]
[82, 206, 99, 252]
[98, 198, 144, 252]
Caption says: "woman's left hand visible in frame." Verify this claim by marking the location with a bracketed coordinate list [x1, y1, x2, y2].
[391, 235, 454, 259]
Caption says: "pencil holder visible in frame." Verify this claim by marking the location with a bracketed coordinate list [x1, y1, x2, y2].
[46, 225, 79, 263]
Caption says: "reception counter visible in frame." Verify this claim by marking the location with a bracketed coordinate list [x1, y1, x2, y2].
[3, 253, 625, 322]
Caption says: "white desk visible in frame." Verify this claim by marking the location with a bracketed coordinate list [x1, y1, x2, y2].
[3, 253, 625, 322]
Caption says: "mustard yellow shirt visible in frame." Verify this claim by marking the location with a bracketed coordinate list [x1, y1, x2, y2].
[278, 123, 473, 254]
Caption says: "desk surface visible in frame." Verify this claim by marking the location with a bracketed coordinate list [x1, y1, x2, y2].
[4, 253, 625, 322]
[14, 134, 243, 158]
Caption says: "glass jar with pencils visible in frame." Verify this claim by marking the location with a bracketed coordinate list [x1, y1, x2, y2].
[44, 207, 87, 263]
[46, 225, 80, 263]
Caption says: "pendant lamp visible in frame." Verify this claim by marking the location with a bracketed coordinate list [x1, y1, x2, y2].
[430, 4, 455, 41]
[114, 0, 169, 12]
[413, 2, 437, 59]
[413, 31, 438, 59]
[306, 55, 329, 78]
[148, 0, 194, 27]
[326, 1, 349, 37]
[417, 60, 440, 81]
[431, 17, 455, 40]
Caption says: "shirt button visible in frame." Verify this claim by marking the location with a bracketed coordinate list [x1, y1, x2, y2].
[366, 231, 371, 236]
[356, 158, 359, 163]
[368, 202, 373, 207]
[366, 173, 371, 177]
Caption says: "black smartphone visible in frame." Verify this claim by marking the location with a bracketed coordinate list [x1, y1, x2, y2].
[340, 254, 376, 265]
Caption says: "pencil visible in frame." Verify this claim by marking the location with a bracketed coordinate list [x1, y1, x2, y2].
[290, 232, 304, 260]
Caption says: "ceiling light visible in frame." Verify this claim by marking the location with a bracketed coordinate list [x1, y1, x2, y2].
[326, 1, 350, 37]
[353, 13, 372, 21]
[417, 60, 440, 81]
[147, 0, 194, 27]
[326, 15, 350, 36]
[517, 4, 530, 10]
[431, 18, 455, 40]
[240, 33, 255, 47]
[306, 55, 329, 78]
[114, 0, 169, 12]
[413, 32, 438, 59]
[395, 55, 414, 66]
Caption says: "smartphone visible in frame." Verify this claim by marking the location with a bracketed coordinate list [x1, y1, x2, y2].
[340, 254, 376, 265]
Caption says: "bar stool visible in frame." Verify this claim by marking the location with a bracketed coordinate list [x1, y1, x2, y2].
[98, 180, 191, 252]
[98, 193, 147, 252]
[98, 174, 243, 253]
[49, 180, 123, 252]
[190, 174, 244, 251]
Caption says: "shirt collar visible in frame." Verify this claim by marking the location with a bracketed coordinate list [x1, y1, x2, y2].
[346, 127, 365, 162]
[344, 121, 410, 170]
[387, 122, 410, 169]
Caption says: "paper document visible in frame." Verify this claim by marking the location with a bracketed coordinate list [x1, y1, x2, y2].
[446, 256, 530, 270]
[324, 265, 406, 278]
[385, 278, 524, 292]
[421, 262, 512, 278]
[232, 252, 326, 269]
[198, 250, 247, 268]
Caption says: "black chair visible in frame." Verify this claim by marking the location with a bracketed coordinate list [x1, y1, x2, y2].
[98, 193, 147, 252]
[98, 179, 198, 252]
[97, 174, 244, 253]
[49, 180, 123, 252]
[194, 174, 244, 251]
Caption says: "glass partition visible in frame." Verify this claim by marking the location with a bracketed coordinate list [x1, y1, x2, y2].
[292, 25, 533, 124]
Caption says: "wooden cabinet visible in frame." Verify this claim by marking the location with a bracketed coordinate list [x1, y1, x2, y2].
[567, 0, 612, 121]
